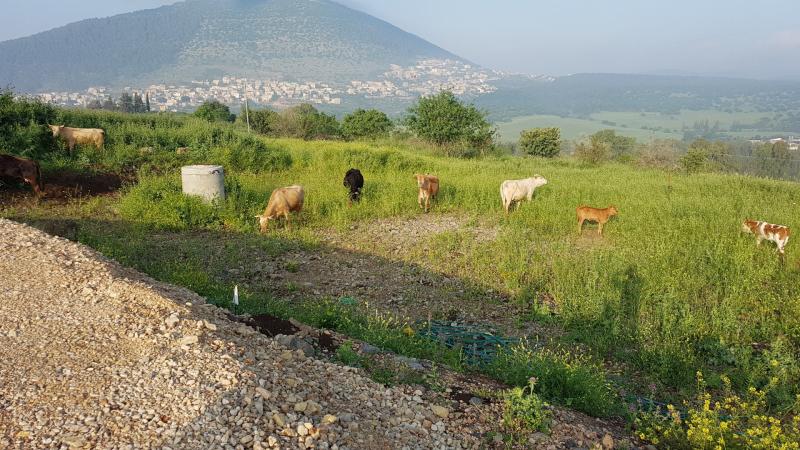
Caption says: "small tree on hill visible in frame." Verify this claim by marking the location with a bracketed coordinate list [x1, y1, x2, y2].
[519, 127, 561, 157]
[575, 135, 611, 164]
[342, 109, 393, 140]
[119, 92, 134, 113]
[194, 100, 235, 122]
[589, 129, 636, 159]
[274, 104, 341, 140]
[404, 91, 495, 150]
[242, 108, 280, 135]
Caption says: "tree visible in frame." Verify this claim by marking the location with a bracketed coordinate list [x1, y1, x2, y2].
[240, 108, 280, 135]
[518, 127, 561, 157]
[145, 92, 151, 112]
[132, 92, 144, 113]
[590, 129, 636, 159]
[575, 135, 611, 164]
[102, 96, 116, 111]
[342, 109, 393, 140]
[404, 91, 494, 149]
[274, 104, 340, 140]
[119, 92, 134, 113]
[194, 100, 235, 122]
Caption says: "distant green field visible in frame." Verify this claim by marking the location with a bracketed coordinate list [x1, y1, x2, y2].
[496, 110, 791, 142]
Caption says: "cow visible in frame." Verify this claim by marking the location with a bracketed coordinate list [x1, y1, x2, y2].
[343, 168, 364, 205]
[49, 125, 105, 153]
[0, 154, 43, 197]
[255, 185, 304, 233]
[742, 219, 790, 256]
[576, 205, 618, 235]
[500, 176, 547, 214]
[414, 174, 439, 213]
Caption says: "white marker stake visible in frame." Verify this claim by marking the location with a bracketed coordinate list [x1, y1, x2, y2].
[233, 285, 239, 307]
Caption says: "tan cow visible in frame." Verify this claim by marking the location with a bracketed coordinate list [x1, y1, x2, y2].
[577, 205, 618, 235]
[414, 174, 439, 213]
[49, 125, 105, 153]
[255, 185, 304, 233]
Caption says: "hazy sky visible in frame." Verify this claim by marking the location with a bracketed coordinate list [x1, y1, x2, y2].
[2, 0, 799, 80]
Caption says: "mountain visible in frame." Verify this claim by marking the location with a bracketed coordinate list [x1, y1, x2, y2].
[0, 0, 460, 93]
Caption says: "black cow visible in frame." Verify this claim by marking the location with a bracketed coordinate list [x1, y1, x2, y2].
[343, 168, 364, 204]
[0, 154, 43, 197]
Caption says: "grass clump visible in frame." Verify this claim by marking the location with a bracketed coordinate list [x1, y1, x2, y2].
[502, 377, 552, 435]
[485, 342, 619, 417]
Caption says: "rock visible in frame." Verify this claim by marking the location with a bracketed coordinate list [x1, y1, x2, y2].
[468, 397, 483, 406]
[203, 320, 217, 331]
[61, 435, 86, 447]
[321, 414, 338, 425]
[602, 434, 614, 449]
[431, 405, 449, 418]
[273, 413, 287, 427]
[178, 335, 198, 346]
[165, 314, 180, 328]
[294, 401, 308, 412]
[359, 343, 381, 354]
[255, 387, 272, 400]
[304, 400, 321, 415]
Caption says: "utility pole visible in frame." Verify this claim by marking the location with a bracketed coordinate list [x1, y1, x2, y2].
[243, 81, 251, 133]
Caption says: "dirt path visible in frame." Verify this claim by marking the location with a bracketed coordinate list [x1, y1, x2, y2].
[0, 218, 494, 449]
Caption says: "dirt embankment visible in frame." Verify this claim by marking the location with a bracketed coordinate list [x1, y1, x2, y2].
[0, 218, 486, 449]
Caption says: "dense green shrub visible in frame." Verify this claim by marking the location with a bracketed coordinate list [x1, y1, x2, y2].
[0, 90, 58, 158]
[193, 100, 235, 122]
[518, 127, 561, 158]
[342, 109, 393, 140]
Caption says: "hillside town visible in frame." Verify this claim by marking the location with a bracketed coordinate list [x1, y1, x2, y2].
[35, 59, 499, 112]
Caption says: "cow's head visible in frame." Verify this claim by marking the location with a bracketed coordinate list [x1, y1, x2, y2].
[742, 219, 756, 234]
[48, 125, 64, 137]
[532, 175, 548, 187]
[608, 205, 619, 217]
[255, 214, 275, 233]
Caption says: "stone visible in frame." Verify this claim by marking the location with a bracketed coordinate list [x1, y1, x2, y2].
[602, 434, 614, 449]
[255, 387, 272, 400]
[321, 414, 338, 425]
[165, 314, 180, 328]
[431, 405, 449, 418]
[178, 335, 198, 346]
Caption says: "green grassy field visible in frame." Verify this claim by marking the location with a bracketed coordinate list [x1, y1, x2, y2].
[3, 107, 800, 434]
[495, 109, 793, 142]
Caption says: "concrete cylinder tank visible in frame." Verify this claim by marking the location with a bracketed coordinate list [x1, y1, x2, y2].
[181, 165, 225, 203]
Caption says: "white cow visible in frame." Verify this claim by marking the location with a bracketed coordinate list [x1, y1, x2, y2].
[500, 175, 548, 214]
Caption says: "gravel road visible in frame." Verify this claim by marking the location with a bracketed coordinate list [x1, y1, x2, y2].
[0, 218, 483, 449]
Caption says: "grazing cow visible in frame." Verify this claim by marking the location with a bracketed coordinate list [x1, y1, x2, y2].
[742, 219, 790, 256]
[255, 185, 304, 233]
[576, 205, 618, 235]
[414, 174, 439, 213]
[49, 125, 105, 153]
[343, 168, 364, 205]
[0, 154, 43, 197]
[500, 176, 548, 214]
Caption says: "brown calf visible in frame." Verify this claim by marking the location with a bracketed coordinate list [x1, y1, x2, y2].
[577, 205, 618, 235]
[0, 154, 43, 197]
[256, 185, 304, 233]
[414, 174, 439, 213]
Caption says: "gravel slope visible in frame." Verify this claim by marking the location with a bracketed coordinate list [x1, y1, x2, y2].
[0, 218, 480, 449]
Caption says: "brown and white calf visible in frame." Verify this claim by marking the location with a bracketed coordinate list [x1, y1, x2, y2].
[577, 205, 618, 235]
[414, 174, 439, 213]
[742, 219, 790, 255]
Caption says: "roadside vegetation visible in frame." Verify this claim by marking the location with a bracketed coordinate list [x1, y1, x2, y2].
[2, 90, 800, 445]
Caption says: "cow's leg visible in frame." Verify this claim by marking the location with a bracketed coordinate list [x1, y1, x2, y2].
[424, 195, 430, 213]
[756, 236, 763, 247]
[577, 218, 584, 234]
[598, 222, 604, 236]
[418, 192, 423, 209]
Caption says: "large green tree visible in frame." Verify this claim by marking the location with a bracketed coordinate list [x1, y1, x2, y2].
[342, 109, 393, 140]
[518, 127, 561, 157]
[404, 91, 494, 149]
[194, 100, 235, 122]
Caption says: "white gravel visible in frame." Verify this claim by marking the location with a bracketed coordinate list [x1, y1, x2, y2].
[0, 218, 482, 449]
